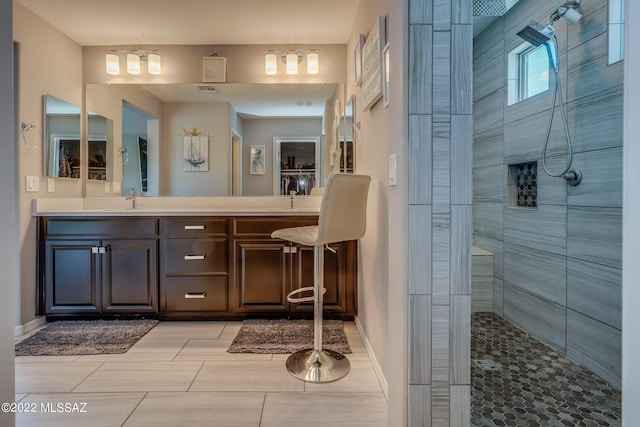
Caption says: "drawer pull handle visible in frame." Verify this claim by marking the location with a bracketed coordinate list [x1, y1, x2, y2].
[184, 225, 205, 230]
[185, 292, 207, 299]
[184, 255, 206, 260]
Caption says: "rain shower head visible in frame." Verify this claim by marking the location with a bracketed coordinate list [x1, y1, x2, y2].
[516, 22, 552, 47]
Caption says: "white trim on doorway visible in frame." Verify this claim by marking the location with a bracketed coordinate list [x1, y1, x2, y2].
[14, 317, 46, 337]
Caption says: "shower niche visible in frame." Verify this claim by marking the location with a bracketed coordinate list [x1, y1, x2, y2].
[508, 162, 538, 208]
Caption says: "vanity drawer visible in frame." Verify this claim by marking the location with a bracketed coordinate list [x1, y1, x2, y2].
[163, 277, 228, 312]
[44, 218, 158, 237]
[164, 238, 228, 274]
[233, 217, 317, 237]
[161, 217, 227, 236]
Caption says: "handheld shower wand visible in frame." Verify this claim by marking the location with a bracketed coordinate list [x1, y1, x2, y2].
[516, 1, 583, 186]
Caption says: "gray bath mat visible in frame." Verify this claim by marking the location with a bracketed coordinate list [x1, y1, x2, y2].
[15, 319, 158, 356]
[227, 319, 351, 354]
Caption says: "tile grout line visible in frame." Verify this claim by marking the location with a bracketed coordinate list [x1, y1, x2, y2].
[119, 391, 148, 427]
[68, 361, 106, 393]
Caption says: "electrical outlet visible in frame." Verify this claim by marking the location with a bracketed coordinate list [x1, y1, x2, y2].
[104, 182, 111, 193]
[25, 176, 40, 192]
[112, 182, 121, 193]
[47, 178, 55, 193]
[388, 154, 397, 186]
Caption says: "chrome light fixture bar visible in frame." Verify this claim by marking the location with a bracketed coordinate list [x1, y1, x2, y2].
[264, 49, 320, 75]
[105, 49, 162, 76]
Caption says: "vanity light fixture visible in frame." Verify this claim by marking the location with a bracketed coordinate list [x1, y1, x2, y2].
[264, 49, 320, 76]
[105, 50, 162, 75]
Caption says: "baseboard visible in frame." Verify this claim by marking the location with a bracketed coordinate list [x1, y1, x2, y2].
[354, 315, 389, 399]
[15, 317, 46, 337]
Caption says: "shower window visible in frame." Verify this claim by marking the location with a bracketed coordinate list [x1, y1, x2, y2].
[608, 0, 624, 64]
[507, 43, 550, 105]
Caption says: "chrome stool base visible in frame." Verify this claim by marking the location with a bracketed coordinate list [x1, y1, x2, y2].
[286, 348, 351, 383]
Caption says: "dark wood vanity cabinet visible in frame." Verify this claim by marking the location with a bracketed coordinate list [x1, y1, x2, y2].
[159, 217, 230, 317]
[40, 217, 158, 317]
[39, 214, 357, 320]
[233, 218, 356, 318]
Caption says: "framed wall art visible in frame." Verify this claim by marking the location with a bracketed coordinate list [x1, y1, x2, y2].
[362, 16, 386, 110]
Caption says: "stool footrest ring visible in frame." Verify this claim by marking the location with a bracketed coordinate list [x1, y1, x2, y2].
[286, 286, 326, 303]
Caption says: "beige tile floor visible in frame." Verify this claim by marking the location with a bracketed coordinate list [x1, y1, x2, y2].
[14, 321, 388, 426]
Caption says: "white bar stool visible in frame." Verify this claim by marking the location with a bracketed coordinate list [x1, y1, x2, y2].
[271, 173, 371, 383]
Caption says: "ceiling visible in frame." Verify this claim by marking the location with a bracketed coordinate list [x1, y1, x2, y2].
[16, 0, 361, 45]
[17, 0, 493, 117]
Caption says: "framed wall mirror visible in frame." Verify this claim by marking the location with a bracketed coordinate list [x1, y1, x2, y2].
[43, 95, 81, 178]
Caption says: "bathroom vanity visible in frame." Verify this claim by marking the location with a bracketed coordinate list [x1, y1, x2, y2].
[34, 197, 357, 321]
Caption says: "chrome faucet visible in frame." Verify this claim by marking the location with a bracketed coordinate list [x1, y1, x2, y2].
[126, 189, 137, 209]
[289, 190, 297, 208]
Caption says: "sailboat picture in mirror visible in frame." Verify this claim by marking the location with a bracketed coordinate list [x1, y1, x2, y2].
[138, 136, 148, 192]
[183, 128, 209, 172]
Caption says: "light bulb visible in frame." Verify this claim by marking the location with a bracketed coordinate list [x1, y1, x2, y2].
[307, 52, 319, 74]
[265, 53, 277, 75]
[286, 53, 298, 75]
[105, 53, 120, 75]
[147, 53, 161, 75]
[127, 53, 140, 75]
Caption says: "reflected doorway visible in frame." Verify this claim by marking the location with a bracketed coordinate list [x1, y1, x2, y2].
[232, 132, 242, 196]
[273, 137, 320, 195]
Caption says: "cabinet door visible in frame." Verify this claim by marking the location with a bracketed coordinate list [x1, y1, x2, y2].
[234, 239, 290, 313]
[44, 240, 100, 314]
[290, 242, 349, 315]
[101, 239, 158, 313]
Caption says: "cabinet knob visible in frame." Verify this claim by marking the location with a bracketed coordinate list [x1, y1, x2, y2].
[184, 254, 206, 260]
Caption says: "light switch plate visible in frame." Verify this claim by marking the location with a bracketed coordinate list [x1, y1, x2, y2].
[112, 182, 121, 193]
[25, 176, 39, 192]
[104, 182, 111, 193]
[47, 178, 55, 193]
[389, 154, 397, 186]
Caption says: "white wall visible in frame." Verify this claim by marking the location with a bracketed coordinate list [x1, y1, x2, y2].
[623, 0, 640, 422]
[0, 1, 16, 423]
[346, 0, 391, 398]
[241, 117, 323, 195]
[14, 2, 84, 327]
[163, 102, 230, 196]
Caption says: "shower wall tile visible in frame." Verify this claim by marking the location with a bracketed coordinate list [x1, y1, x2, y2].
[471, 246, 494, 277]
[410, 295, 432, 384]
[473, 164, 504, 203]
[451, 206, 471, 295]
[503, 205, 567, 256]
[567, 310, 621, 388]
[473, 202, 503, 241]
[409, 385, 431, 427]
[474, 18, 504, 100]
[504, 243, 567, 305]
[566, 0, 607, 51]
[504, 108, 568, 164]
[567, 147, 622, 208]
[567, 258, 621, 329]
[450, 386, 470, 426]
[452, 25, 473, 115]
[433, 0, 451, 31]
[410, 114, 433, 204]
[451, 296, 471, 384]
[410, 205, 432, 295]
[452, 115, 473, 205]
[472, 234, 504, 279]
[433, 122, 451, 212]
[473, 90, 504, 168]
[568, 85, 623, 153]
[503, 284, 567, 353]
[492, 277, 504, 315]
[452, 0, 472, 25]
[567, 32, 624, 103]
[410, 0, 432, 24]
[431, 384, 450, 424]
[535, 155, 567, 206]
[567, 206, 622, 268]
[432, 213, 451, 305]
[410, 25, 433, 115]
[432, 305, 450, 384]
[472, 276, 493, 312]
[433, 31, 451, 117]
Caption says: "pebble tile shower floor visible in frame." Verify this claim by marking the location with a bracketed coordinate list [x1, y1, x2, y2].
[472, 312, 621, 427]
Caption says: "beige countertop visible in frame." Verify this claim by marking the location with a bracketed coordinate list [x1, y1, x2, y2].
[32, 196, 321, 217]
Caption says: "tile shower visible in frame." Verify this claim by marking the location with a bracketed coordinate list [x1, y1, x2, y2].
[472, 0, 622, 401]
